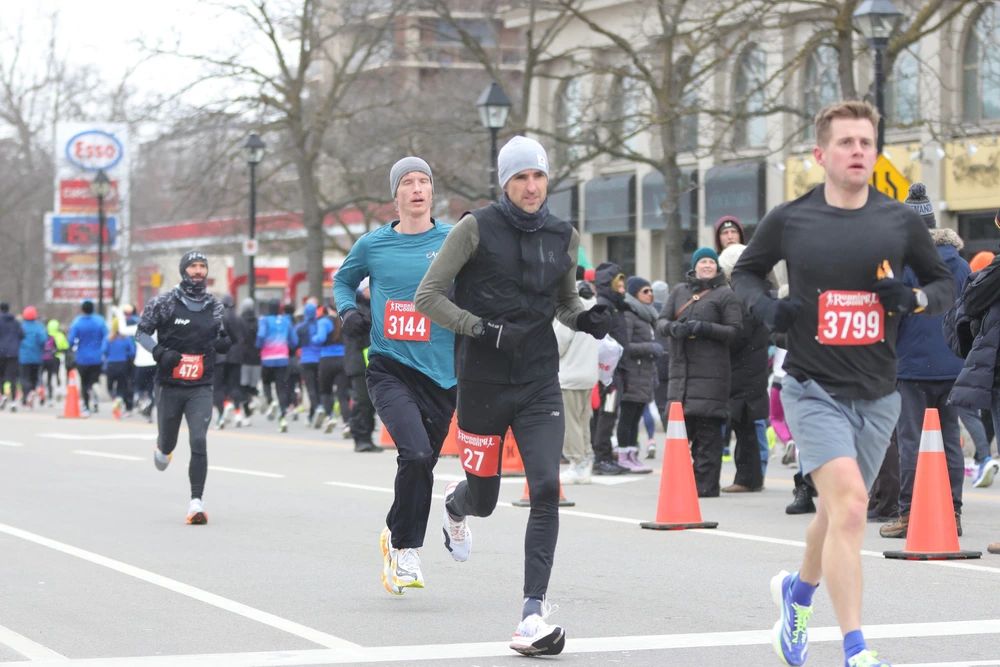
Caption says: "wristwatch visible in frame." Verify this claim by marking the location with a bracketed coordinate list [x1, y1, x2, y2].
[471, 320, 485, 338]
[913, 288, 928, 313]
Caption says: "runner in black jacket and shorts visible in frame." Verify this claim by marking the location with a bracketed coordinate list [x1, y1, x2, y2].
[136, 250, 230, 525]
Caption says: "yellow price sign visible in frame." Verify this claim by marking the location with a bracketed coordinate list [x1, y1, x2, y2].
[869, 155, 910, 202]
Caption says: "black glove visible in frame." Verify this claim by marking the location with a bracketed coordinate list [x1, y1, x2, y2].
[341, 308, 371, 338]
[577, 282, 595, 300]
[667, 321, 691, 339]
[687, 320, 707, 337]
[754, 295, 802, 333]
[476, 319, 526, 353]
[215, 333, 232, 354]
[649, 343, 664, 358]
[576, 304, 612, 339]
[873, 278, 917, 315]
[153, 346, 182, 372]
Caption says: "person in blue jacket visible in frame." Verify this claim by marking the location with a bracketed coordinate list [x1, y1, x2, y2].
[880, 184, 971, 540]
[313, 300, 354, 440]
[0, 302, 24, 409]
[255, 298, 298, 432]
[296, 299, 323, 425]
[18, 306, 48, 408]
[103, 327, 136, 416]
[69, 300, 109, 415]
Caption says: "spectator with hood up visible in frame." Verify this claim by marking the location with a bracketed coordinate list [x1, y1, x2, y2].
[591, 262, 630, 475]
[617, 276, 661, 473]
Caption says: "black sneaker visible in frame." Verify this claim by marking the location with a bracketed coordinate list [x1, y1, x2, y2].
[592, 460, 625, 475]
[354, 441, 383, 453]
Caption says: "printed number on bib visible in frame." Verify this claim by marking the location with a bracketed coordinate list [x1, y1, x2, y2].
[457, 428, 502, 477]
[172, 354, 205, 380]
[817, 291, 884, 346]
[384, 300, 430, 341]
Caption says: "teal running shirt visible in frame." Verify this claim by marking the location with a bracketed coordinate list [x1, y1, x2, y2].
[333, 220, 456, 389]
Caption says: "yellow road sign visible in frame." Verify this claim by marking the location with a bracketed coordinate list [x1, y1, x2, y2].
[870, 155, 910, 202]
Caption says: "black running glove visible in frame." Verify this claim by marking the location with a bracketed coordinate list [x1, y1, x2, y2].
[576, 304, 612, 339]
[476, 319, 526, 353]
[341, 308, 371, 338]
[753, 295, 802, 333]
[666, 321, 691, 339]
[872, 278, 917, 315]
[153, 346, 182, 371]
[215, 333, 232, 354]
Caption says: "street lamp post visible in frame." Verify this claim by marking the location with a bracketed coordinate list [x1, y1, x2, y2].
[476, 81, 512, 201]
[243, 132, 266, 302]
[853, 0, 904, 156]
[90, 169, 112, 317]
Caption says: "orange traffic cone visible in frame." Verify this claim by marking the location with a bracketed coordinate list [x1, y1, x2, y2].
[379, 422, 396, 448]
[640, 402, 717, 530]
[58, 369, 84, 419]
[501, 429, 526, 476]
[512, 478, 575, 508]
[439, 415, 459, 457]
[885, 409, 981, 560]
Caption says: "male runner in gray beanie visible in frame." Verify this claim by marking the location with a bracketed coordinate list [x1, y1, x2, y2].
[416, 135, 611, 656]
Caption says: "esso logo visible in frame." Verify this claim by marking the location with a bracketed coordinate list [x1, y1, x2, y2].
[65, 130, 123, 171]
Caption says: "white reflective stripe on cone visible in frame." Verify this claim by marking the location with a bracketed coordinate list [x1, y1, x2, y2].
[918, 428, 945, 453]
[665, 420, 688, 440]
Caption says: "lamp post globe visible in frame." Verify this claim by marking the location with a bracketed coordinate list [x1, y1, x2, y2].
[852, 0, 904, 155]
[476, 81, 512, 202]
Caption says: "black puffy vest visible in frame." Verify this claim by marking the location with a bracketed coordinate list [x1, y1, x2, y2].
[454, 204, 574, 384]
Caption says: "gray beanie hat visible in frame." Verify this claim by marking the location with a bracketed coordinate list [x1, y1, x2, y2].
[389, 157, 433, 198]
[498, 136, 549, 190]
[651, 280, 669, 304]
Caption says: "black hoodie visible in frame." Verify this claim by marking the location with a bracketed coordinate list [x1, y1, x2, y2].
[594, 262, 629, 349]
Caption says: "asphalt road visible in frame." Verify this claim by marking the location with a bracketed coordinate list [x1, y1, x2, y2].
[1, 400, 998, 667]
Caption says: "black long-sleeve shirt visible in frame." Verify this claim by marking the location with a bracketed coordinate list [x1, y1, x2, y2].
[731, 185, 954, 400]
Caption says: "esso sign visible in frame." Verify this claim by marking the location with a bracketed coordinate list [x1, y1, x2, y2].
[65, 130, 123, 171]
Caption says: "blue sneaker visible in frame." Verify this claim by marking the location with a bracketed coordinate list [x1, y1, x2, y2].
[973, 457, 1000, 488]
[847, 649, 890, 666]
[770, 570, 813, 666]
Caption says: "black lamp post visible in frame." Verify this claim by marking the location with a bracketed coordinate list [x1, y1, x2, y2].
[853, 0, 904, 156]
[476, 81, 512, 201]
[90, 169, 112, 316]
[243, 132, 266, 301]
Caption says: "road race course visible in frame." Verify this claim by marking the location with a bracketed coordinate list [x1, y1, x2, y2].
[1, 405, 999, 667]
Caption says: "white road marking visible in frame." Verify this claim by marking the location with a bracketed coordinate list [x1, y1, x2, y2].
[434, 473, 642, 487]
[329, 479, 1000, 575]
[0, 440, 24, 447]
[39, 433, 156, 441]
[0, 523, 362, 655]
[72, 450, 143, 462]
[208, 466, 284, 478]
[0, 623, 66, 661]
[4, 619, 1000, 665]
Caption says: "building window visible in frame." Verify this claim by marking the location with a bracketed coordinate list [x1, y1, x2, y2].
[886, 49, 920, 126]
[610, 74, 642, 153]
[803, 46, 840, 139]
[607, 235, 636, 278]
[963, 4, 1000, 123]
[733, 46, 767, 149]
[556, 78, 585, 164]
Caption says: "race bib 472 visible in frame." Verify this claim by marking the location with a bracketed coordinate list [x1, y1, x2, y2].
[384, 300, 430, 342]
[172, 354, 205, 380]
[817, 291, 884, 346]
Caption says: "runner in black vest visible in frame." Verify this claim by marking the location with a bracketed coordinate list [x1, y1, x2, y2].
[136, 251, 230, 525]
[415, 136, 612, 657]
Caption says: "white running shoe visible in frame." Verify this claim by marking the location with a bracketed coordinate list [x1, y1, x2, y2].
[391, 548, 424, 589]
[222, 402, 234, 426]
[186, 498, 207, 525]
[323, 417, 336, 434]
[312, 407, 326, 430]
[380, 527, 403, 596]
[510, 604, 565, 656]
[153, 448, 171, 471]
[442, 481, 472, 562]
[278, 416, 288, 433]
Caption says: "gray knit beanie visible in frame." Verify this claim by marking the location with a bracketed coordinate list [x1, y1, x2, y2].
[389, 157, 433, 197]
[497, 136, 549, 190]
[651, 280, 669, 304]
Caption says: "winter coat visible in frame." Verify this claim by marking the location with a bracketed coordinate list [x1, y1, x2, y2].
[593, 262, 628, 349]
[0, 313, 23, 358]
[946, 271, 1000, 410]
[728, 307, 770, 421]
[47, 320, 69, 356]
[18, 320, 48, 365]
[241, 308, 261, 366]
[344, 297, 371, 377]
[897, 229, 969, 381]
[653, 301, 670, 384]
[219, 298, 247, 365]
[621, 293, 662, 403]
[102, 336, 136, 363]
[555, 295, 600, 390]
[297, 303, 323, 365]
[68, 314, 109, 366]
[656, 271, 743, 420]
[256, 314, 299, 366]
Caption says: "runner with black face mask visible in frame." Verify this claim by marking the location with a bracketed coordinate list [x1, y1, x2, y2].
[136, 250, 230, 525]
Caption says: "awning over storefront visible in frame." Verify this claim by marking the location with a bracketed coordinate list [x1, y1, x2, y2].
[584, 173, 635, 234]
[548, 179, 579, 229]
[704, 162, 766, 228]
[642, 168, 697, 231]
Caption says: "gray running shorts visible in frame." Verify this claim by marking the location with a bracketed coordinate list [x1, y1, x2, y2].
[781, 375, 900, 491]
[240, 364, 262, 388]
